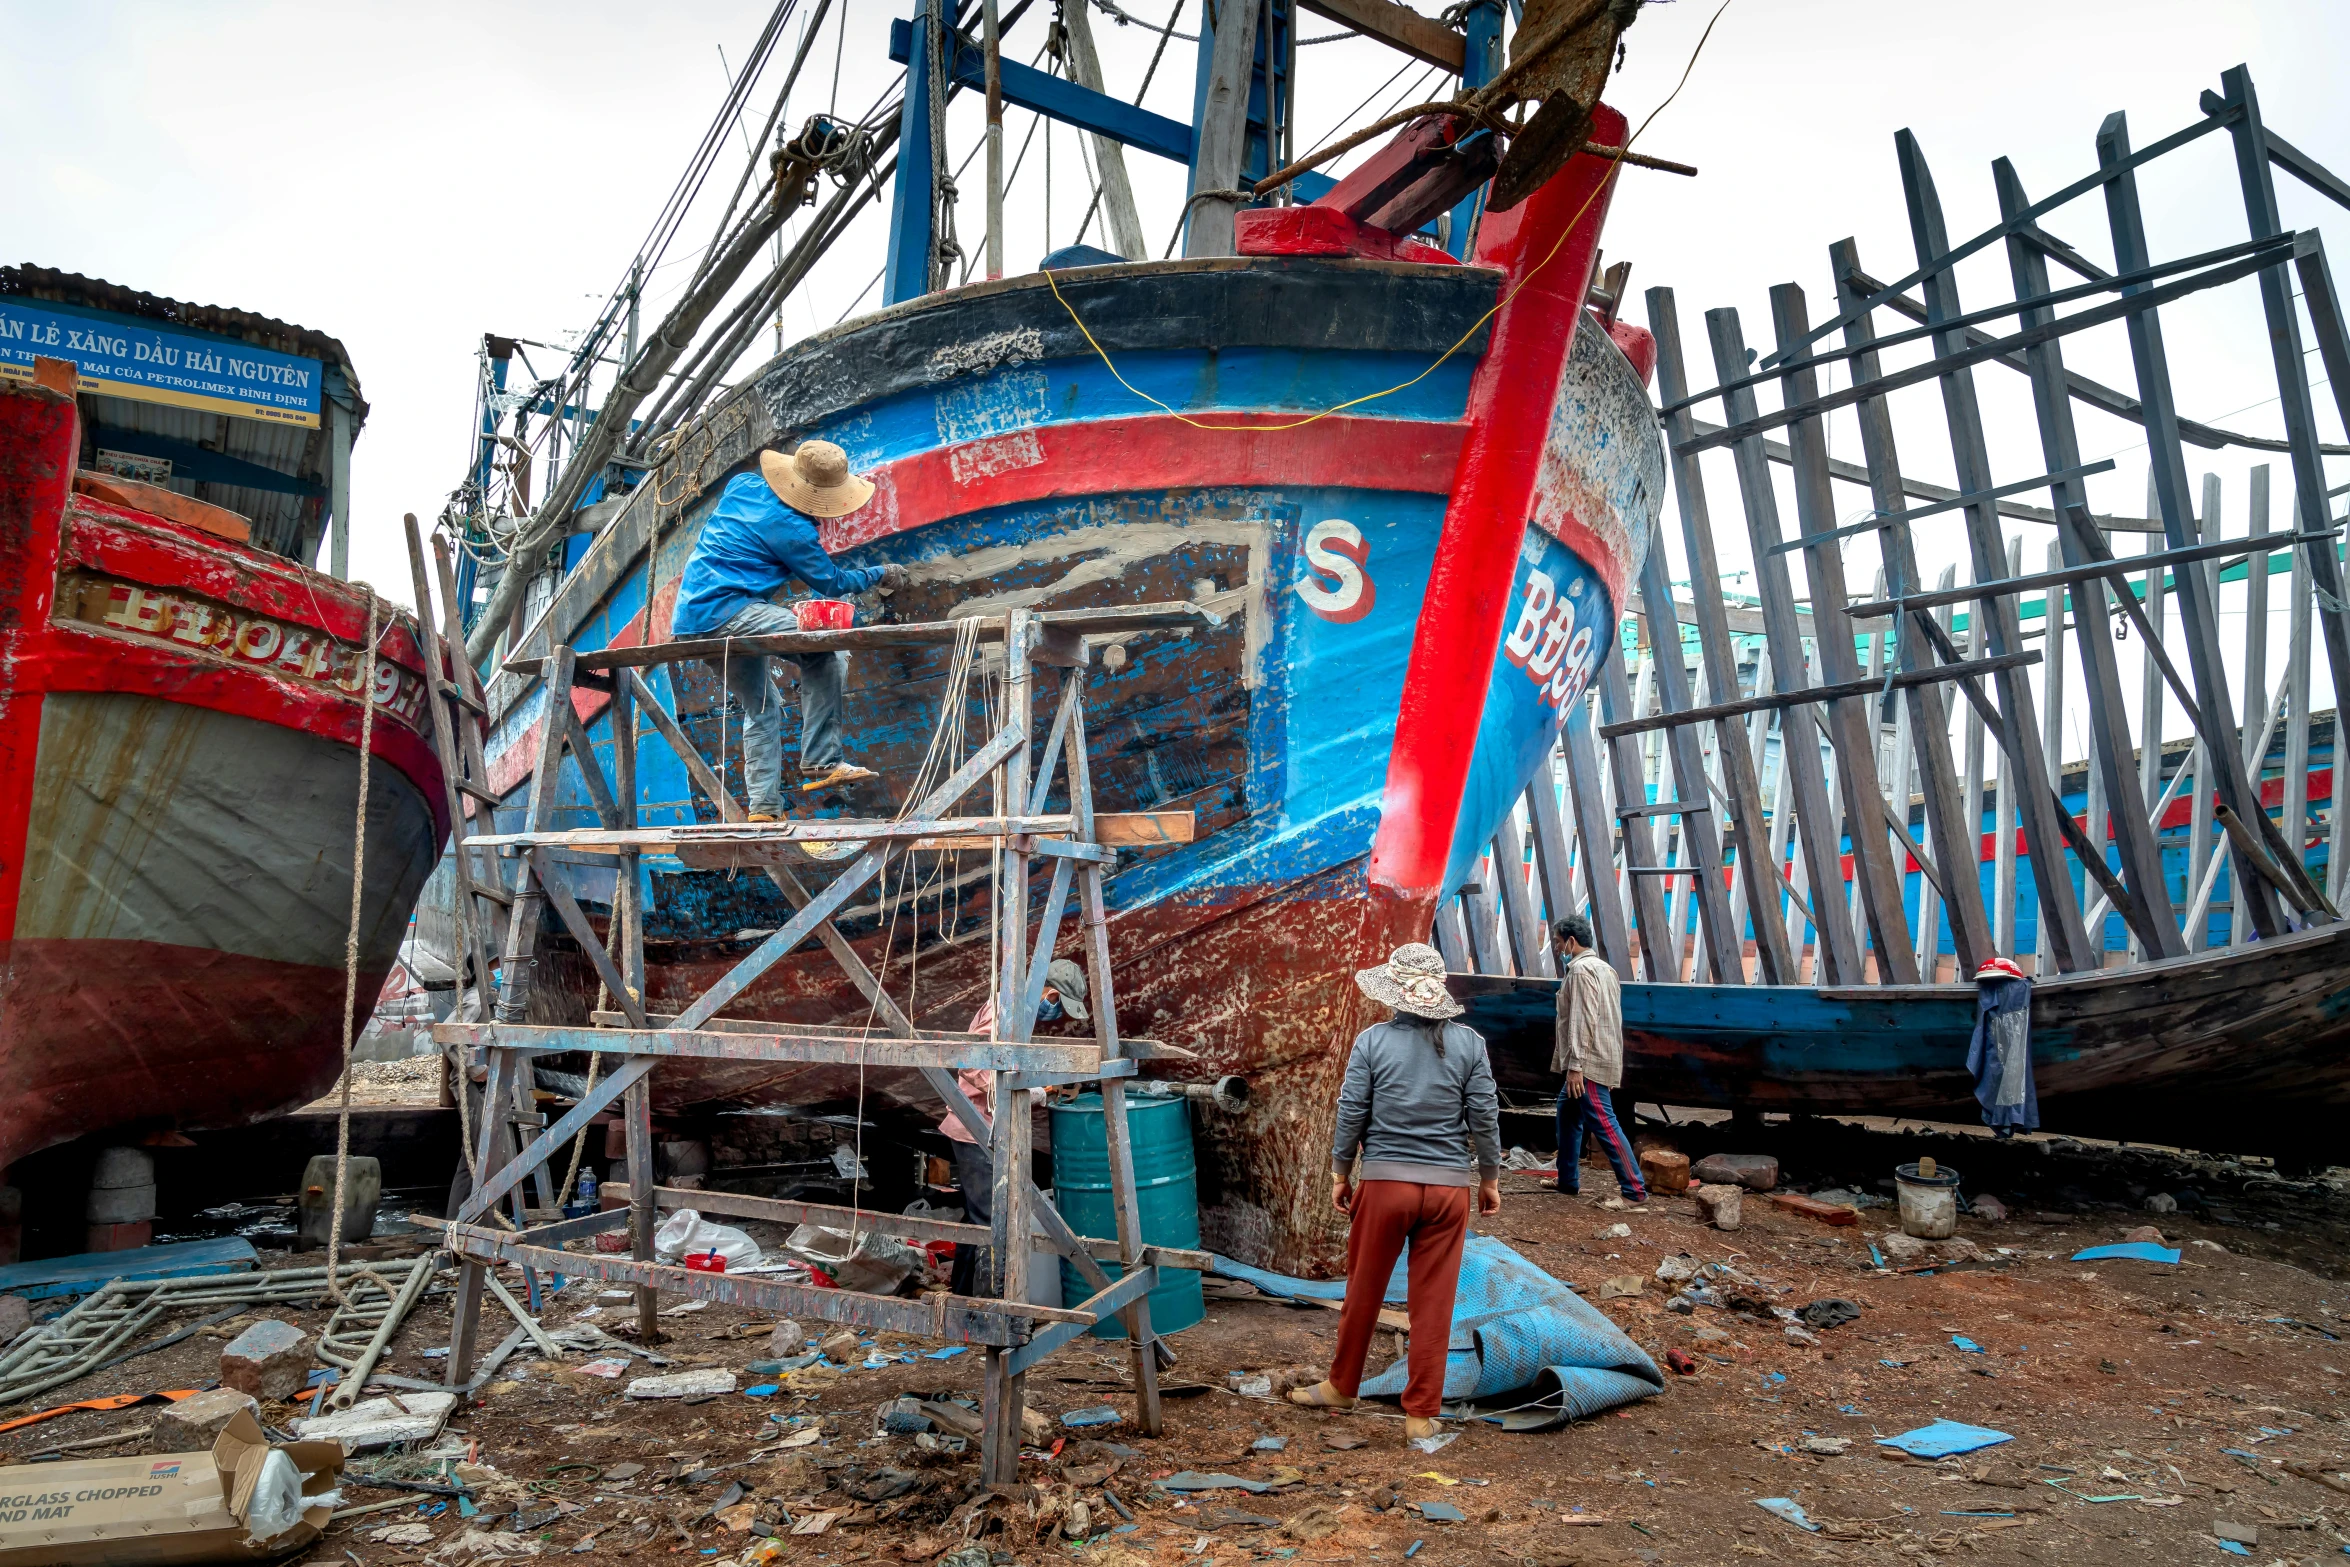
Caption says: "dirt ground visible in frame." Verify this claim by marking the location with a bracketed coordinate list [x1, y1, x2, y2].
[4, 1116, 2346, 1567]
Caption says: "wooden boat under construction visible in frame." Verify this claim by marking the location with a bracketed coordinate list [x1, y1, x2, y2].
[1456, 917, 2350, 1164]
[1422, 64, 2350, 1173]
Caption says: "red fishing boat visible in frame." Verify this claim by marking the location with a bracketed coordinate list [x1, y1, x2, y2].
[0, 278, 447, 1202]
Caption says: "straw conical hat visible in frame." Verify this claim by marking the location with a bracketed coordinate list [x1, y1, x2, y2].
[759, 440, 874, 519]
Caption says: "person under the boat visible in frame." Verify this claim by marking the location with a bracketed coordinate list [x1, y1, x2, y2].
[668, 439, 910, 818]
[1288, 942, 1502, 1445]
[1551, 914, 1647, 1204]
[939, 958, 1090, 1298]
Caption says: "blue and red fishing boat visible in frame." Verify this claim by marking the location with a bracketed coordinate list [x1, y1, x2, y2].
[460, 81, 1664, 1266]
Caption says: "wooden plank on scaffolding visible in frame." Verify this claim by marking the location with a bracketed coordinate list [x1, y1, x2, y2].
[1896, 132, 2095, 971]
[616, 666, 1149, 1326]
[1704, 306, 1864, 984]
[1067, 673, 1165, 1435]
[1648, 286, 1793, 985]
[1769, 282, 1919, 981]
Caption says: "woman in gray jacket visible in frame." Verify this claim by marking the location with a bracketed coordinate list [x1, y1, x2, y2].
[1287, 942, 1502, 1442]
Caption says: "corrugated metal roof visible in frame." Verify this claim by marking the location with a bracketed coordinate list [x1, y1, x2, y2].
[1, 265, 368, 561]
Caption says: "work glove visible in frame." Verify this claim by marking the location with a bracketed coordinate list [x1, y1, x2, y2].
[874, 562, 911, 595]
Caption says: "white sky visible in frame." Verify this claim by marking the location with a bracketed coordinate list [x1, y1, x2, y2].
[11, 0, 2349, 753]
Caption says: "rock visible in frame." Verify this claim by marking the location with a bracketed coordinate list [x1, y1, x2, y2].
[1784, 1324, 1820, 1347]
[0, 1294, 28, 1346]
[2124, 1225, 2168, 1246]
[1690, 1153, 1778, 1191]
[1938, 1236, 1984, 1263]
[152, 1387, 260, 1451]
[1596, 1222, 1631, 1240]
[767, 1319, 806, 1358]
[1638, 1148, 1691, 1194]
[1692, 1184, 1742, 1230]
[1877, 1231, 1929, 1264]
[219, 1319, 314, 1401]
[1655, 1253, 1700, 1285]
[1665, 1294, 1694, 1315]
[1800, 1436, 1849, 1455]
[2143, 1192, 2178, 1215]
[1969, 1193, 2008, 1223]
[819, 1330, 861, 1363]
[292, 1391, 458, 1451]
[1019, 1406, 1052, 1446]
[1598, 1275, 1643, 1299]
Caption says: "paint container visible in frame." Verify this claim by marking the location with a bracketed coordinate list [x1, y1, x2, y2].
[794, 599, 855, 631]
[1894, 1162, 1961, 1239]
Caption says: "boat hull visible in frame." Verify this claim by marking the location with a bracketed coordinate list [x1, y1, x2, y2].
[1455, 919, 2350, 1160]
[0, 378, 447, 1177]
[466, 140, 1658, 1270]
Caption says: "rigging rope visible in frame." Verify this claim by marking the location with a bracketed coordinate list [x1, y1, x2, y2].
[324, 589, 383, 1305]
[1059, 0, 1735, 434]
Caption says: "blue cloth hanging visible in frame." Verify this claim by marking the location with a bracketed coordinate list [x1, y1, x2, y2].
[1966, 974, 2038, 1133]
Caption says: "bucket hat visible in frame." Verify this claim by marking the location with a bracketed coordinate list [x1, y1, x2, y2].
[759, 439, 875, 519]
[1044, 957, 1090, 1024]
[1354, 941, 1462, 1019]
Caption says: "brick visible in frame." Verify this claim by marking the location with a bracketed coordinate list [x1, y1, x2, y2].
[153, 1388, 259, 1451]
[1771, 1192, 1859, 1227]
[1638, 1148, 1690, 1194]
[220, 1318, 314, 1402]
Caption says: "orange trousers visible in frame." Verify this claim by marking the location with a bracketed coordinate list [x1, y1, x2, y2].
[1326, 1180, 1468, 1417]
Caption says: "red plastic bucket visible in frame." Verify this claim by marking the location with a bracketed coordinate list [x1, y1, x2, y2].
[794, 599, 855, 631]
[683, 1250, 728, 1274]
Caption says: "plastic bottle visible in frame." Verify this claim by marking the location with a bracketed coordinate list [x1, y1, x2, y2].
[577, 1166, 598, 1208]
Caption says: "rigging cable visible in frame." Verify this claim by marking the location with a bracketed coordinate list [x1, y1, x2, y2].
[1073, 0, 1739, 433]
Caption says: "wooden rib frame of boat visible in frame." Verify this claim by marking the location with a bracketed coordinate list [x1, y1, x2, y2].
[1442, 65, 2350, 1169]
[0, 297, 447, 1185]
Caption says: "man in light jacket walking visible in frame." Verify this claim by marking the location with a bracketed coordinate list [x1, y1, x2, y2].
[1553, 915, 1645, 1203]
[1287, 942, 1502, 1444]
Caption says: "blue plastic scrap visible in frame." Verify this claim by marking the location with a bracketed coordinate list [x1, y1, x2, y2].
[1062, 1406, 1120, 1428]
[0, 1237, 261, 1302]
[1950, 1336, 1985, 1354]
[2072, 1243, 2182, 1265]
[1754, 1498, 1820, 1532]
[924, 1345, 968, 1360]
[2216, 1542, 2251, 1557]
[1420, 1503, 1466, 1523]
[1216, 1236, 1661, 1429]
[1878, 1420, 2015, 1459]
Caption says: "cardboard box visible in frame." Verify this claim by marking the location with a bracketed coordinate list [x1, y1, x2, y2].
[0, 1409, 344, 1564]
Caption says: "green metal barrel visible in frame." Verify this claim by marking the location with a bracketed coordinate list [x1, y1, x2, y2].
[1047, 1090, 1205, 1338]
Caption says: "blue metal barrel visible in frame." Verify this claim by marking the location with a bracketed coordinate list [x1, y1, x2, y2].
[1047, 1090, 1205, 1339]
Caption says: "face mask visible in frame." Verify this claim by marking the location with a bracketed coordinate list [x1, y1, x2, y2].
[1038, 998, 1065, 1022]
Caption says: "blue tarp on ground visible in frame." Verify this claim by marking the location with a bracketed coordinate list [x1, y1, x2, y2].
[1211, 1235, 1663, 1429]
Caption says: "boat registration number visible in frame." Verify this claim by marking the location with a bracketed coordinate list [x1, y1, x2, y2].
[56, 571, 430, 730]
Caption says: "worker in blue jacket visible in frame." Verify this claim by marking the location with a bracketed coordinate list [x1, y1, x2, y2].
[670, 440, 907, 817]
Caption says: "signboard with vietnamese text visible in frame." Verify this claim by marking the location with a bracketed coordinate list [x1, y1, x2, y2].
[0, 298, 323, 428]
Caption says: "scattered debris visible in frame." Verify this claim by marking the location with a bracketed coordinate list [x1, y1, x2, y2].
[2072, 1242, 2182, 1265]
[1598, 1274, 1643, 1299]
[1654, 1253, 1700, 1284]
[1770, 1192, 1858, 1226]
[1690, 1154, 1778, 1191]
[623, 1369, 737, 1400]
[1753, 1497, 1820, 1532]
[1796, 1297, 1861, 1329]
[292, 1390, 458, 1451]
[1876, 1421, 2014, 1459]
[1692, 1184, 1743, 1230]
